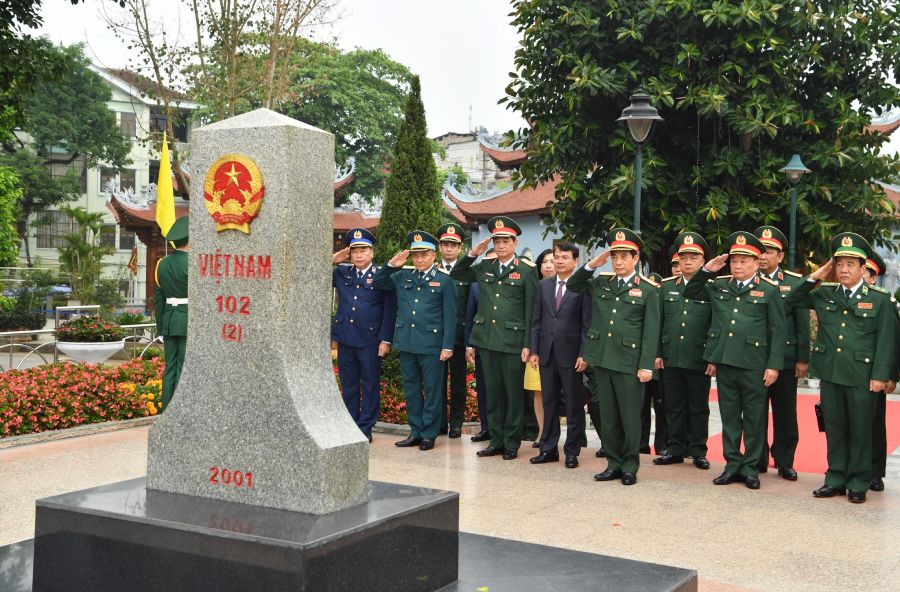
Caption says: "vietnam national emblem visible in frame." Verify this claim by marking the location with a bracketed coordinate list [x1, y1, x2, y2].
[203, 154, 265, 233]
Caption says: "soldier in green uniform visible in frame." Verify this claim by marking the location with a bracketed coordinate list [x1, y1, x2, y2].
[754, 226, 811, 480]
[153, 217, 189, 410]
[451, 216, 537, 460]
[683, 231, 786, 490]
[374, 231, 457, 451]
[863, 251, 896, 492]
[788, 233, 896, 503]
[436, 223, 470, 438]
[654, 232, 714, 470]
[568, 228, 661, 486]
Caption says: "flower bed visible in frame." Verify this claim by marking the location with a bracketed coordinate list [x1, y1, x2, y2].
[0, 357, 164, 437]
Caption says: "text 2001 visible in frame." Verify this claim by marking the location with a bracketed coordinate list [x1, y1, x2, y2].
[209, 466, 253, 489]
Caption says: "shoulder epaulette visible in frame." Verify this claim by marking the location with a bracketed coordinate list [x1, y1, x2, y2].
[437, 267, 450, 275]
[597, 272, 615, 276]
[820, 281, 838, 286]
[639, 274, 660, 288]
[519, 258, 536, 267]
[661, 275, 679, 282]
[402, 265, 415, 269]
[782, 269, 802, 277]
[869, 285, 889, 294]
[711, 274, 732, 282]
[337, 262, 352, 267]
[760, 276, 778, 286]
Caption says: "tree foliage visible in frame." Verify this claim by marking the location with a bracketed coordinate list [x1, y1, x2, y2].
[56, 206, 114, 304]
[0, 42, 131, 265]
[281, 40, 413, 201]
[0, 167, 22, 266]
[376, 76, 443, 262]
[504, 0, 900, 270]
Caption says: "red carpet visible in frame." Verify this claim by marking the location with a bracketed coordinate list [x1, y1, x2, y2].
[705, 388, 900, 475]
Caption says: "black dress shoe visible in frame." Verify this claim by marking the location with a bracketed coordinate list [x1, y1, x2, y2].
[529, 452, 559, 464]
[366, 433, 373, 443]
[692, 457, 710, 470]
[777, 467, 798, 481]
[476, 446, 501, 457]
[712, 471, 742, 485]
[593, 469, 623, 481]
[565, 455, 578, 469]
[652, 453, 684, 466]
[870, 477, 885, 492]
[448, 428, 462, 439]
[621, 472, 637, 486]
[745, 475, 761, 489]
[419, 439, 435, 451]
[502, 449, 518, 460]
[471, 431, 491, 442]
[813, 485, 845, 498]
[595, 448, 607, 458]
[531, 441, 540, 448]
[395, 436, 422, 448]
[848, 490, 867, 503]
[639, 445, 652, 454]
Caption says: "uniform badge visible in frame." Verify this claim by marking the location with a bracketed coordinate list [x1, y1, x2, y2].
[762, 228, 773, 239]
[353, 230, 362, 239]
[429, 281, 441, 287]
[616, 231, 626, 241]
[858, 302, 873, 309]
[842, 236, 853, 247]
[366, 278, 373, 284]
[509, 272, 521, 280]
[629, 288, 642, 297]
[779, 285, 791, 292]
[495, 219, 505, 229]
[736, 234, 747, 245]
[203, 153, 265, 234]
[750, 290, 764, 297]
[414, 233, 422, 242]
[684, 235, 694, 245]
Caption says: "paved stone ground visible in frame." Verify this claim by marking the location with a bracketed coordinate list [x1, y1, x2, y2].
[2, 422, 898, 592]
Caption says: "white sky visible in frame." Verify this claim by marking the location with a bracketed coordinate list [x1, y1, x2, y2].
[33, 0, 526, 138]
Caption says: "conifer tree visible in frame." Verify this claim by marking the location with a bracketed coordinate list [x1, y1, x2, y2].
[376, 76, 442, 262]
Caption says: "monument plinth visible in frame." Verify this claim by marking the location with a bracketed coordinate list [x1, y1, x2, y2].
[146, 109, 367, 514]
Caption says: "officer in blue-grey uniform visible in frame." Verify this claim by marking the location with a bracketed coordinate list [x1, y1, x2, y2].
[374, 230, 457, 450]
[332, 228, 397, 442]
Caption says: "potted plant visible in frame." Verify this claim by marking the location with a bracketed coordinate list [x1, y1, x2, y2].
[55, 315, 126, 364]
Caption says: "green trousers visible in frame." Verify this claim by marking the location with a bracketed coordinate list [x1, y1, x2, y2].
[400, 352, 445, 440]
[589, 367, 643, 473]
[479, 348, 525, 451]
[716, 365, 767, 478]
[821, 381, 876, 491]
[441, 344, 469, 430]
[162, 335, 186, 410]
[760, 371, 799, 470]
[662, 367, 711, 458]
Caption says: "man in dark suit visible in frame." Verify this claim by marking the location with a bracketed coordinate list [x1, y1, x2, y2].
[528, 242, 591, 469]
[464, 249, 497, 442]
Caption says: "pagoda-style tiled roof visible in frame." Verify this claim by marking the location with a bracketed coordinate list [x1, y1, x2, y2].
[443, 176, 560, 224]
[866, 111, 900, 135]
[333, 210, 379, 232]
[106, 196, 189, 230]
[478, 137, 528, 171]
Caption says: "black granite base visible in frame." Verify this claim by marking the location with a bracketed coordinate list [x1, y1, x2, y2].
[28, 478, 458, 592]
[2, 533, 697, 592]
[1, 478, 698, 592]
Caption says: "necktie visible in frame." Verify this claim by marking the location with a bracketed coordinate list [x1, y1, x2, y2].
[845, 288, 852, 299]
[444, 263, 451, 272]
[555, 280, 565, 310]
[499, 264, 505, 276]
[617, 278, 625, 289]
[357, 270, 363, 280]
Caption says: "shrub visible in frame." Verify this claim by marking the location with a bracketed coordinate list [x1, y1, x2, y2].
[0, 357, 164, 437]
[0, 310, 46, 331]
[55, 315, 125, 343]
[115, 310, 150, 325]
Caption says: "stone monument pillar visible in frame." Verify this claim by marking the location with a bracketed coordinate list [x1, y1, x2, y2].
[147, 108, 368, 514]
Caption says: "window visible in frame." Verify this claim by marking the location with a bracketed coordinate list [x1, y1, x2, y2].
[100, 167, 119, 193]
[120, 169, 136, 191]
[150, 111, 189, 142]
[98, 224, 117, 249]
[119, 229, 136, 251]
[35, 211, 80, 249]
[47, 149, 87, 193]
[120, 112, 137, 137]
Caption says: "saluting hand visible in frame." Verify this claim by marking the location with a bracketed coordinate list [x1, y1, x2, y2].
[469, 236, 492, 258]
[704, 253, 729, 273]
[332, 247, 350, 265]
[763, 368, 779, 387]
[388, 249, 410, 268]
[587, 250, 611, 269]
[809, 259, 834, 282]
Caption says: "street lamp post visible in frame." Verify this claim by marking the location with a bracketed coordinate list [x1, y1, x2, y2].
[779, 154, 811, 269]
[617, 91, 663, 235]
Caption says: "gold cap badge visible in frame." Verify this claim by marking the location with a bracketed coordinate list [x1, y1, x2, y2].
[414, 233, 422, 242]
[495, 219, 505, 229]
[616, 231, 626, 241]
[684, 235, 694, 245]
[354, 230, 362, 239]
[842, 236, 853, 247]
[762, 228, 772, 238]
[736, 234, 747, 245]
[448, 226, 455, 234]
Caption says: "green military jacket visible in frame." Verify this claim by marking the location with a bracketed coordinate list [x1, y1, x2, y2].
[451, 255, 537, 354]
[658, 274, 712, 372]
[683, 270, 786, 371]
[787, 280, 896, 387]
[758, 268, 811, 369]
[153, 250, 188, 337]
[568, 268, 661, 374]
[442, 259, 470, 347]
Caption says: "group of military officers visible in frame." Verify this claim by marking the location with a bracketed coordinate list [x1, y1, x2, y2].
[332, 217, 897, 504]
